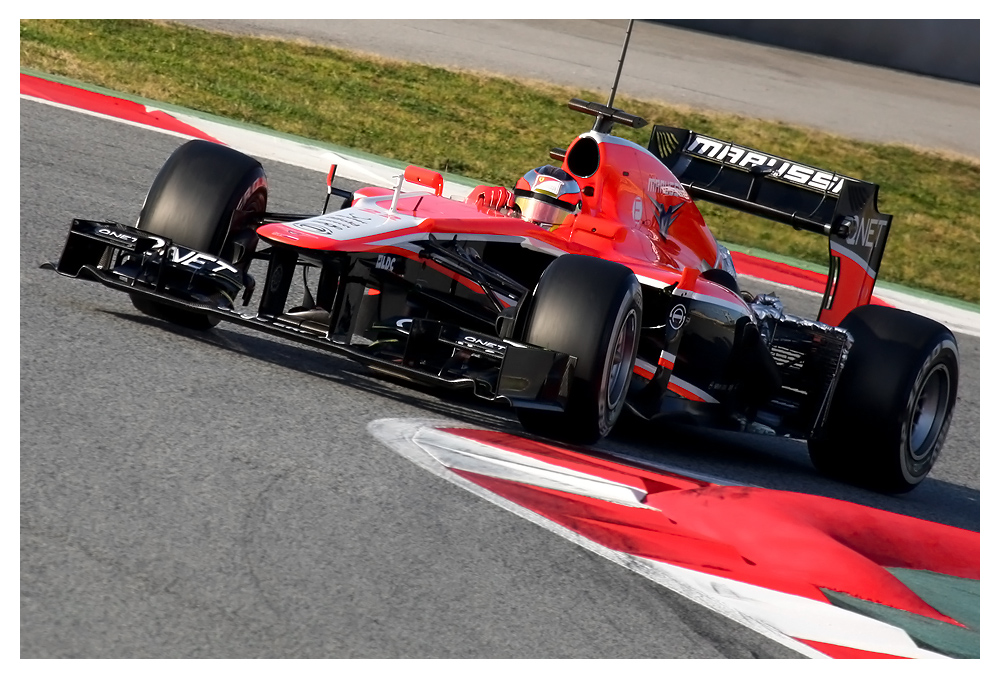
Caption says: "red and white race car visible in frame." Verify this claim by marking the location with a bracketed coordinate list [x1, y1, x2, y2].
[46, 97, 958, 493]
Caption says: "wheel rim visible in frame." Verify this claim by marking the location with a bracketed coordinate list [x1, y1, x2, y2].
[908, 363, 951, 461]
[232, 189, 266, 235]
[605, 308, 638, 410]
[225, 188, 266, 266]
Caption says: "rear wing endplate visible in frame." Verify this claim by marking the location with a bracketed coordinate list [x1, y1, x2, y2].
[648, 125, 892, 326]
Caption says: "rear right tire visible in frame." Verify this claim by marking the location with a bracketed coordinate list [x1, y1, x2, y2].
[808, 305, 959, 493]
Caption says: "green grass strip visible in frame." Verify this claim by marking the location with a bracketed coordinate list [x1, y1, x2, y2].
[20, 19, 980, 303]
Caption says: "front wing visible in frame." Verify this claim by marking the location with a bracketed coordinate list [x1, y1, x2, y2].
[44, 219, 575, 411]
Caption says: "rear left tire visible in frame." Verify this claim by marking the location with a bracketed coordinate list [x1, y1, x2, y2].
[808, 305, 959, 493]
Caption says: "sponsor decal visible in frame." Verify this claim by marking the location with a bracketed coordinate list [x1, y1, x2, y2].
[707, 380, 738, 393]
[532, 175, 564, 197]
[167, 247, 238, 274]
[651, 129, 684, 163]
[294, 211, 376, 235]
[375, 253, 401, 273]
[632, 196, 643, 223]
[97, 227, 138, 244]
[280, 206, 421, 243]
[687, 134, 845, 194]
[646, 176, 689, 199]
[668, 304, 686, 330]
[457, 334, 507, 357]
[844, 214, 888, 250]
[652, 200, 683, 239]
[357, 207, 403, 222]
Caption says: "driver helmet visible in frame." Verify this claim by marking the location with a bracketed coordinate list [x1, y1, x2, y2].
[513, 165, 581, 227]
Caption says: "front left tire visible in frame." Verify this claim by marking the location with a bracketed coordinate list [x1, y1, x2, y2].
[130, 139, 267, 329]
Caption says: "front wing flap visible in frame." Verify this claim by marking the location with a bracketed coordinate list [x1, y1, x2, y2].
[50, 219, 245, 306]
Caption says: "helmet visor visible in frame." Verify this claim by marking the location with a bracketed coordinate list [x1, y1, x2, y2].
[514, 190, 576, 226]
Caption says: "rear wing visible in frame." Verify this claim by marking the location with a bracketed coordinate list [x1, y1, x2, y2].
[647, 125, 892, 326]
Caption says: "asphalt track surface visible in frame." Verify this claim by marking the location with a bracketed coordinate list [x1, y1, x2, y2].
[20, 96, 980, 658]
[177, 19, 980, 160]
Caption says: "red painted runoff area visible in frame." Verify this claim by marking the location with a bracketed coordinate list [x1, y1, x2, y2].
[20, 73, 219, 143]
[794, 638, 908, 659]
[730, 250, 892, 308]
[444, 428, 978, 633]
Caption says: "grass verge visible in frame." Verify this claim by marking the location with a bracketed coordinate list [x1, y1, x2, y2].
[19, 19, 979, 303]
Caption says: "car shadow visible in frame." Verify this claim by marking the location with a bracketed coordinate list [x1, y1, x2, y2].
[106, 309, 980, 534]
[609, 414, 980, 532]
[105, 308, 524, 433]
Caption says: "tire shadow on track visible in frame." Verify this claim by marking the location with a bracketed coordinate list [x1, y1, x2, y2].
[103, 308, 526, 433]
[610, 415, 980, 533]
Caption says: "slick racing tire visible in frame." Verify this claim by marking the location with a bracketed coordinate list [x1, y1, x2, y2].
[808, 305, 959, 493]
[129, 139, 267, 329]
[515, 254, 642, 445]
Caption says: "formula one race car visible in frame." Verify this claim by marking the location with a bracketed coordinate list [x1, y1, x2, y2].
[45, 97, 959, 493]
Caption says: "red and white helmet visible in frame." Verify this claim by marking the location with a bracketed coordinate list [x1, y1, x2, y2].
[513, 165, 581, 227]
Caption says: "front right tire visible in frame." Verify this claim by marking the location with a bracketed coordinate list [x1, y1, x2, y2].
[515, 254, 642, 445]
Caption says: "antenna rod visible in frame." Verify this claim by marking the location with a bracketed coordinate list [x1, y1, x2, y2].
[606, 19, 635, 109]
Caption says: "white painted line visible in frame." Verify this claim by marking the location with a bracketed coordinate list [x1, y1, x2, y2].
[739, 273, 980, 338]
[369, 418, 951, 659]
[873, 285, 981, 339]
[21, 94, 196, 141]
[24, 90, 979, 337]
[414, 428, 651, 507]
[167, 108, 476, 200]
